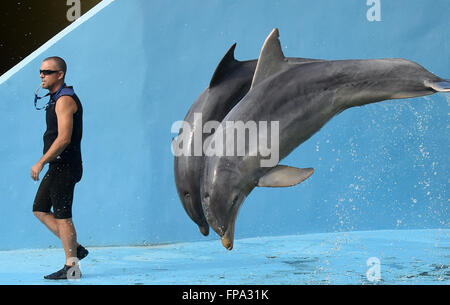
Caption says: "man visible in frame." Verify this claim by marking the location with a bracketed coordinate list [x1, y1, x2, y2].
[31, 56, 88, 280]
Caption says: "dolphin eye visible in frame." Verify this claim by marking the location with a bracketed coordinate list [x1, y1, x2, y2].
[204, 193, 210, 200]
[184, 192, 190, 198]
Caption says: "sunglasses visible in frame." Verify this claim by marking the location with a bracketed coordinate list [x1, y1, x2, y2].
[39, 70, 59, 75]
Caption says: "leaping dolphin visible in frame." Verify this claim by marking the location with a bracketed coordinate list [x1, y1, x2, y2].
[173, 43, 322, 236]
[173, 44, 256, 236]
[201, 28, 450, 250]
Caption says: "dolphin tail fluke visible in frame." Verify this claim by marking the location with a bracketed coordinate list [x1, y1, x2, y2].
[425, 80, 450, 92]
[257, 165, 314, 187]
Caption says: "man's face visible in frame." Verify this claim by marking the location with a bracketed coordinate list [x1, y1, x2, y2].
[40, 60, 64, 90]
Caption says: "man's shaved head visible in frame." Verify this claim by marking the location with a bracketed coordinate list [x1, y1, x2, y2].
[43, 56, 67, 78]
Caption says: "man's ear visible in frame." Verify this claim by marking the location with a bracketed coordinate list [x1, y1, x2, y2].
[58, 71, 65, 81]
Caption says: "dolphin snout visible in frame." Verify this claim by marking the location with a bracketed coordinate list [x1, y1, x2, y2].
[221, 235, 233, 250]
[201, 186, 240, 250]
[198, 224, 209, 236]
[220, 222, 236, 251]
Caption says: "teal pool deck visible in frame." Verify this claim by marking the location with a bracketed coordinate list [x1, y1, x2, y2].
[1, 229, 448, 285]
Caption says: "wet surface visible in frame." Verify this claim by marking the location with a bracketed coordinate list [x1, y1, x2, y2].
[0, 229, 448, 285]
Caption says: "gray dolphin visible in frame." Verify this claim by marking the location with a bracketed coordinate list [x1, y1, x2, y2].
[201, 28, 450, 250]
[173, 43, 322, 236]
[173, 44, 255, 236]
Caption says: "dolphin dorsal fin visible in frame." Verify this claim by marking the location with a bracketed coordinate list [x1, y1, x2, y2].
[209, 43, 238, 88]
[250, 28, 287, 89]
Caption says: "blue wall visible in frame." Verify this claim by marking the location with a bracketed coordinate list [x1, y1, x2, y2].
[0, 0, 448, 250]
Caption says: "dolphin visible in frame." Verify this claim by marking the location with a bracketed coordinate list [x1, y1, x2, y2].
[173, 44, 255, 236]
[173, 43, 322, 236]
[201, 28, 450, 250]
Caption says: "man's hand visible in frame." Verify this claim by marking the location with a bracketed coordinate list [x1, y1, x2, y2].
[31, 162, 44, 181]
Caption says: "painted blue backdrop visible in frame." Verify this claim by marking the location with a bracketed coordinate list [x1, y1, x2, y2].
[0, 0, 448, 250]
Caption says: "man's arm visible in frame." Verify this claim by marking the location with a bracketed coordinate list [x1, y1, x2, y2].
[31, 96, 78, 181]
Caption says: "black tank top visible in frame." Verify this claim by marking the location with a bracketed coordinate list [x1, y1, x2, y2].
[43, 86, 83, 165]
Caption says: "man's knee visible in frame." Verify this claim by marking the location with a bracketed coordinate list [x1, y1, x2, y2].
[55, 218, 74, 226]
[33, 211, 49, 221]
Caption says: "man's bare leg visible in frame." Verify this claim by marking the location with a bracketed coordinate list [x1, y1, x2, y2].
[33, 212, 80, 249]
[55, 218, 78, 265]
[33, 211, 59, 238]
[36, 213, 88, 280]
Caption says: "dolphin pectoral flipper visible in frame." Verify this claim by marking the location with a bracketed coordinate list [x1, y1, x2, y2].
[257, 165, 314, 187]
[425, 80, 450, 92]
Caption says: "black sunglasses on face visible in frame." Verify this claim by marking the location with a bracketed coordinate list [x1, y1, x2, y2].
[40, 70, 59, 75]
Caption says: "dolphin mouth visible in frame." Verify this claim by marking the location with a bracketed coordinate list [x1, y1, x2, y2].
[219, 193, 247, 250]
[198, 224, 209, 236]
[220, 221, 236, 250]
[221, 226, 234, 251]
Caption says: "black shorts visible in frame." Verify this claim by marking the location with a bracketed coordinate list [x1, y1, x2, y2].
[33, 162, 82, 219]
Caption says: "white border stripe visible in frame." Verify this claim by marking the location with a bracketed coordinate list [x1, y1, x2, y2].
[0, 0, 115, 85]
